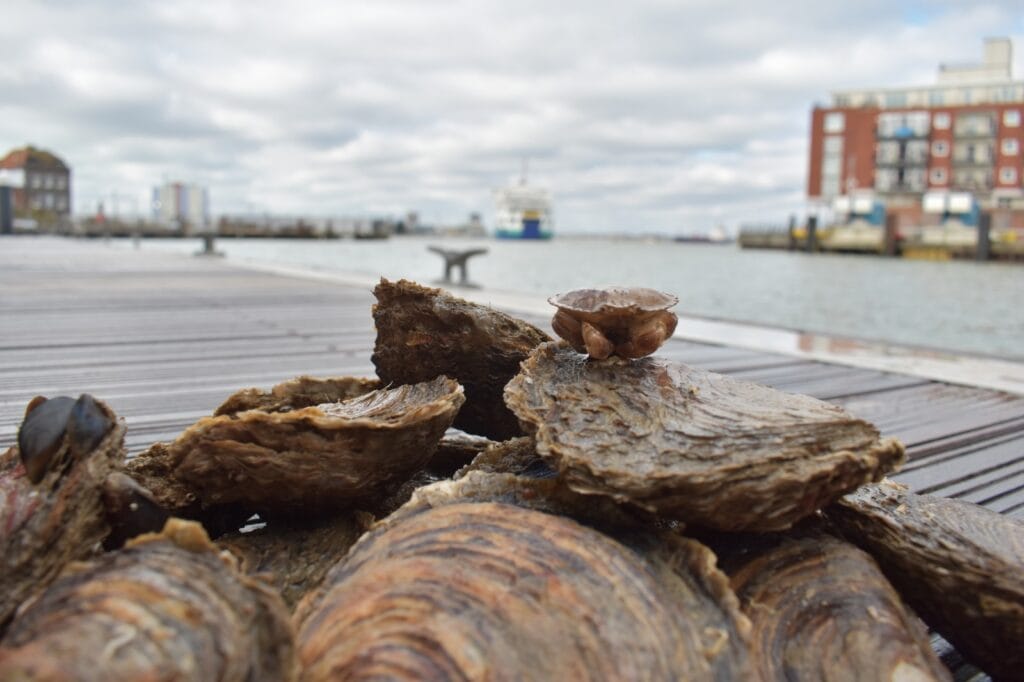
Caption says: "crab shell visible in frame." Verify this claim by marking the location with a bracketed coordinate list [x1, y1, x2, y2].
[548, 287, 679, 360]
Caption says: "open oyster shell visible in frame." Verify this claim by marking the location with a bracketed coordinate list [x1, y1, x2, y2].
[371, 278, 550, 440]
[0, 395, 125, 632]
[0, 519, 296, 681]
[826, 480, 1024, 680]
[129, 375, 464, 517]
[504, 342, 904, 531]
[214, 375, 379, 416]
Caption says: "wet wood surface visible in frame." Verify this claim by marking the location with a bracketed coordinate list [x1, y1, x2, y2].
[1, 236, 1022, 525]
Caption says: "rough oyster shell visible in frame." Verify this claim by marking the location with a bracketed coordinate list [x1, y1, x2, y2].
[296, 497, 754, 681]
[504, 342, 905, 531]
[0, 519, 296, 681]
[826, 480, 1024, 680]
[130, 376, 464, 516]
[0, 395, 125, 632]
[371, 278, 550, 440]
[214, 375, 379, 416]
[711, 522, 950, 681]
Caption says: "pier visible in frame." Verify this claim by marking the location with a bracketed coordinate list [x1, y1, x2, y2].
[2, 236, 1022, 520]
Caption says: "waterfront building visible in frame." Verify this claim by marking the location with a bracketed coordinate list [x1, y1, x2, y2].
[0, 146, 72, 222]
[152, 181, 209, 233]
[808, 38, 1024, 228]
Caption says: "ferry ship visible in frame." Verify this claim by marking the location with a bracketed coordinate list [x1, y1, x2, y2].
[493, 182, 553, 240]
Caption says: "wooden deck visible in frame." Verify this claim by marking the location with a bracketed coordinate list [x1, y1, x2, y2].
[2, 236, 1023, 521]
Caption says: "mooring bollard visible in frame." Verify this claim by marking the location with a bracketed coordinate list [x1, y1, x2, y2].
[428, 246, 488, 287]
[195, 233, 224, 257]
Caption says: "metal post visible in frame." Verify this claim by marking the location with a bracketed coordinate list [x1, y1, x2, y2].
[805, 216, 818, 253]
[883, 214, 899, 257]
[787, 215, 797, 251]
[976, 212, 991, 262]
[0, 186, 12, 235]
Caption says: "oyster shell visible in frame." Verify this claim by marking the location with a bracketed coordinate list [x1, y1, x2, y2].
[711, 523, 950, 681]
[455, 436, 557, 480]
[826, 480, 1024, 681]
[504, 342, 905, 531]
[0, 519, 296, 681]
[218, 513, 372, 610]
[549, 286, 679, 359]
[0, 395, 125, 632]
[296, 495, 754, 681]
[130, 376, 463, 516]
[371, 278, 550, 440]
[214, 375, 379, 416]
[426, 429, 496, 475]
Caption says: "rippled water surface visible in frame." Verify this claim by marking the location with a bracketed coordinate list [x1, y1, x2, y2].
[117, 236, 1024, 360]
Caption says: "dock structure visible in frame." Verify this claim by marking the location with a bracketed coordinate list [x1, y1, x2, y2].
[1, 237, 1023, 518]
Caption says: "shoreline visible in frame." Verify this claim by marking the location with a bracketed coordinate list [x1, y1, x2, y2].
[216, 256, 1024, 397]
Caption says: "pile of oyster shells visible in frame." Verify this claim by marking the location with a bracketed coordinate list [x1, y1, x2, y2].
[1, 278, 1021, 681]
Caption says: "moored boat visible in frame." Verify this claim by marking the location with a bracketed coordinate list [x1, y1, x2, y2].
[494, 182, 553, 240]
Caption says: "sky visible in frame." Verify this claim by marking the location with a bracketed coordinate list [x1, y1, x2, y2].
[1, 1, 1023, 234]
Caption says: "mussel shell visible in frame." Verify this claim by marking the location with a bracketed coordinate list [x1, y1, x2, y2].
[67, 394, 114, 459]
[2, 395, 126, 631]
[505, 342, 904, 531]
[16, 395, 76, 483]
[296, 500, 753, 681]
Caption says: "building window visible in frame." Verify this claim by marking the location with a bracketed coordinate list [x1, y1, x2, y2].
[56, 197, 67, 211]
[878, 111, 929, 138]
[932, 140, 949, 157]
[930, 168, 947, 184]
[955, 112, 996, 137]
[885, 92, 907, 108]
[56, 176, 66, 190]
[30, 174, 42, 189]
[1000, 167, 1018, 184]
[933, 112, 950, 129]
[1005, 110, 1021, 128]
[823, 136, 843, 154]
[876, 141, 900, 164]
[824, 112, 845, 133]
[1002, 138, 1020, 156]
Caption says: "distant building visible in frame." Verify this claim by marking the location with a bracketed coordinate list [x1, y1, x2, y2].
[0, 145, 72, 217]
[808, 38, 1024, 225]
[152, 182, 209, 232]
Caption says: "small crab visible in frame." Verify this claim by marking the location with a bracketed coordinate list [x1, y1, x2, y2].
[548, 287, 679, 360]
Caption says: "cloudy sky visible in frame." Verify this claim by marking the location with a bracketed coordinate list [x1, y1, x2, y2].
[1, 1, 1022, 233]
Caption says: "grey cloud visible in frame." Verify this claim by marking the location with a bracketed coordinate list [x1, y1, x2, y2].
[1, 0, 1022, 231]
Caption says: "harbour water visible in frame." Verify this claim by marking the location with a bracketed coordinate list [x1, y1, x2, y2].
[113, 236, 1024, 360]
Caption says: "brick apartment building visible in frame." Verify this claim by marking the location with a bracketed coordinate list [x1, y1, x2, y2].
[0, 146, 72, 218]
[808, 38, 1024, 228]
